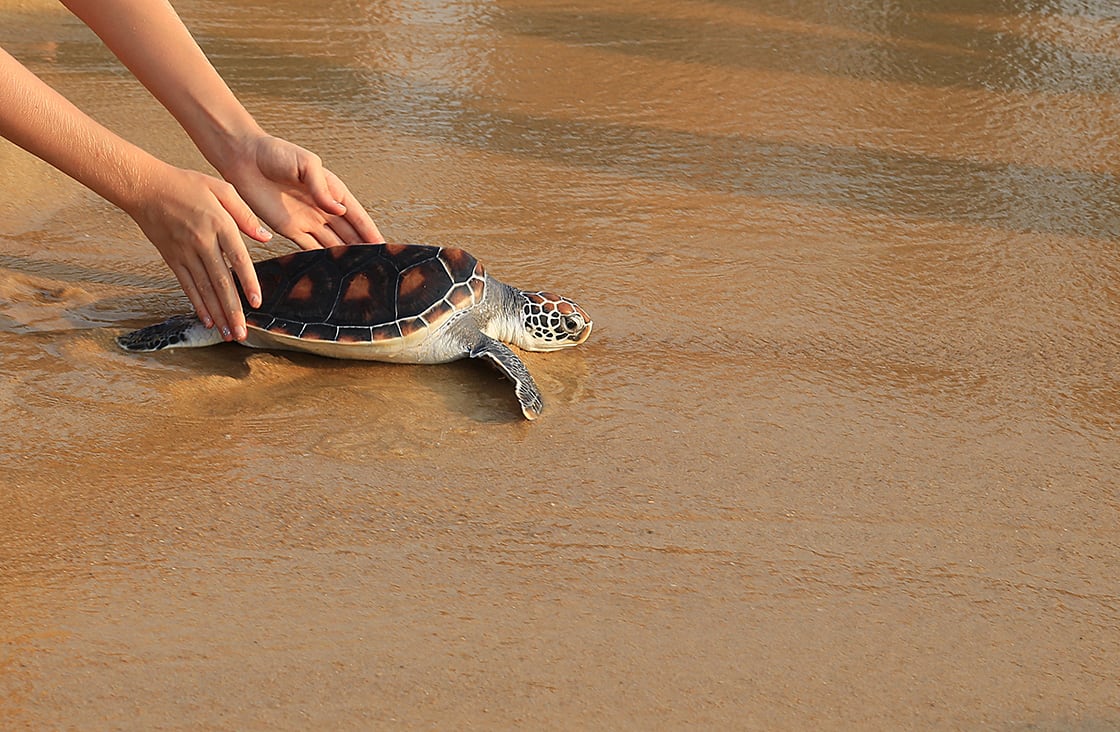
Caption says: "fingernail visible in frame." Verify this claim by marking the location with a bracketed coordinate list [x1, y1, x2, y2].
[335, 201, 347, 213]
[234, 325, 247, 341]
[220, 326, 232, 340]
[202, 315, 214, 328]
[249, 293, 262, 308]
[257, 226, 273, 240]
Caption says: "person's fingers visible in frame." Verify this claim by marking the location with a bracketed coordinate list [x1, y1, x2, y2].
[327, 171, 383, 243]
[184, 255, 232, 341]
[289, 230, 323, 251]
[313, 231, 346, 249]
[300, 154, 346, 216]
[205, 180, 265, 313]
[313, 219, 350, 249]
[213, 179, 274, 245]
[326, 215, 359, 245]
[342, 203, 383, 244]
[219, 230, 262, 310]
[204, 233, 248, 340]
[169, 262, 213, 329]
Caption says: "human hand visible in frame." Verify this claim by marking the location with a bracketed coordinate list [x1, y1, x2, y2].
[125, 163, 270, 342]
[221, 134, 384, 250]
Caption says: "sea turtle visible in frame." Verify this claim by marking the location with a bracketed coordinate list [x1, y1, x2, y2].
[117, 243, 593, 420]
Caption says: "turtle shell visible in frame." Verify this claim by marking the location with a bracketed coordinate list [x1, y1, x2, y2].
[239, 243, 486, 348]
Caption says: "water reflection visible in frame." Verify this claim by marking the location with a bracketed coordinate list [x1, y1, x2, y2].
[149, 1, 1120, 240]
[495, 3, 1120, 93]
[5, 0, 1117, 320]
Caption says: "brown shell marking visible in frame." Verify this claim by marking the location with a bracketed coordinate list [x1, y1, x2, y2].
[337, 326, 374, 343]
[288, 274, 316, 301]
[446, 283, 475, 310]
[301, 324, 338, 341]
[372, 322, 402, 342]
[439, 246, 474, 273]
[398, 317, 429, 340]
[396, 265, 437, 316]
[469, 275, 486, 304]
[237, 244, 487, 344]
[343, 273, 373, 302]
[269, 319, 305, 338]
[422, 299, 456, 329]
[245, 312, 274, 331]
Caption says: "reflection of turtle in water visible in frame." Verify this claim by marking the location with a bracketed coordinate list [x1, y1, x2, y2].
[117, 243, 593, 420]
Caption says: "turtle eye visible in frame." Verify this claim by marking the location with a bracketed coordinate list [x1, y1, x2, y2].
[561, 315, 584, 334]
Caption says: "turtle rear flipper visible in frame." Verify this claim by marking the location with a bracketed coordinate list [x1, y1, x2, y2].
[470, 336, 543, 420]
[117, 314, 222, 352]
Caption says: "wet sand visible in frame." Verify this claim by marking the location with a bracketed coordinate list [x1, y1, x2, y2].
[2, 0, 1119, 728]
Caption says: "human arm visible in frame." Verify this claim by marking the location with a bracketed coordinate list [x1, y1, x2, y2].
[0, 46, 265, 341]
[59, 0, 384, 250]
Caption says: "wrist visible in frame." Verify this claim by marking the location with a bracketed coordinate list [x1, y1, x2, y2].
[196, 120, 268, 181]
[107, 155, 177, 219]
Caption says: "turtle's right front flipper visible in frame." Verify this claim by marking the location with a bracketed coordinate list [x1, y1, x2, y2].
[470, 336, 544, 420]
[117, 314, 223, 352]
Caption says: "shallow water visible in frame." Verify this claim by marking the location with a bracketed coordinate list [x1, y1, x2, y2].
[2, 0, 1119, 728]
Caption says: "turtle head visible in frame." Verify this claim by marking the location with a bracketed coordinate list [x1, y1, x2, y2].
[515, 291, 593, 352]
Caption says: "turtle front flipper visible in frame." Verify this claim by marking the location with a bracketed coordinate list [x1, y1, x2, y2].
[117, 314, 223, 352]
[470, 336, 544, 420]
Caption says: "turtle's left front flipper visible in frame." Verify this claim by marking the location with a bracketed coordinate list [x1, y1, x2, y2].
[470, 336, 543, 420]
